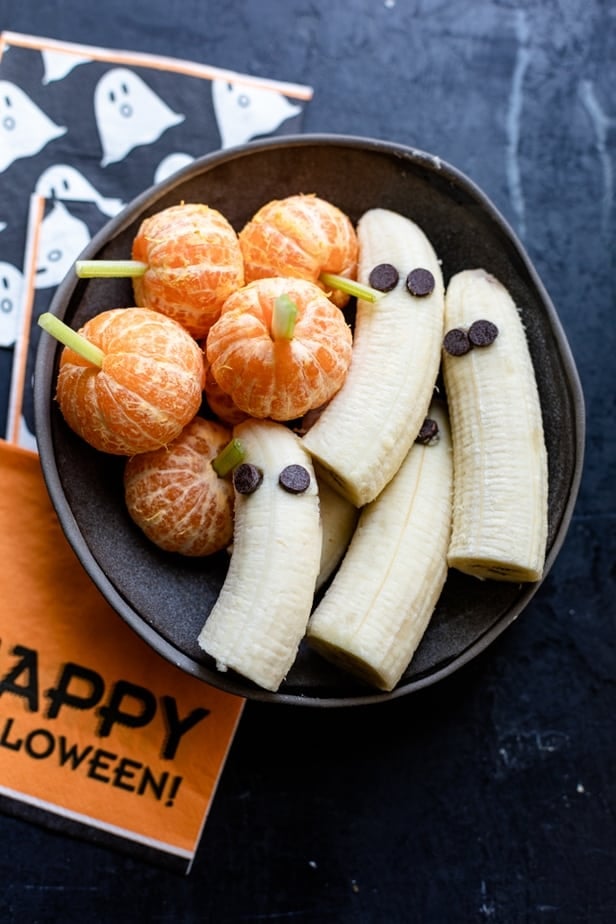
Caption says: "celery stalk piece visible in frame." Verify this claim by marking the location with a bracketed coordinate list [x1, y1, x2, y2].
[38, 312, 104, 368]
[75, 260, 148, 278]
[212, 438, 245, 477]
[272, 294, 298, 340]
[319, 272, 382, 304]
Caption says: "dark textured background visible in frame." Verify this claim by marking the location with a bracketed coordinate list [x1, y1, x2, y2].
[1, 1, 614, 921]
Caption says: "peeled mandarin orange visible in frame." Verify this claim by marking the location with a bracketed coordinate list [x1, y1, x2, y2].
[56, 307, 205, 455]
[131, 202, 245, 339]
[123, 416, 235, 557]
[206, 276, 353, 421]
[202, 352, 250, 427]
[238, 194, 358, 308]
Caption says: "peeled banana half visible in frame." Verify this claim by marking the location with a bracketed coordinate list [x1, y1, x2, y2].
[198, 418, 322, 692]
[315, 477, 359, 591]
[307, 400, 453, 692]
[442, 268, 548, 582]
[303, 208, 445, 507]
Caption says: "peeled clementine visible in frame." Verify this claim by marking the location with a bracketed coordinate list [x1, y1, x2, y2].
[123, 416, 235, 557]
[238, 194, 358, 308]
[131, 203, 245, 338]
[202, 352, 250, 427]
[56, 307, 205, 455]
[206, 276, 353, 421]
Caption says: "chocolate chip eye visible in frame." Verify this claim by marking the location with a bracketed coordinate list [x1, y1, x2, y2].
[415, 417, 439, 445]
[406, 267, 435, 297]
[443, 319, 499, 357]
[468, 319, 499, 346]
[443, 328, 471, 356]
[368, 263, 399, 292]
[233, 462, 263, 495]
[279, 464, 311, 494]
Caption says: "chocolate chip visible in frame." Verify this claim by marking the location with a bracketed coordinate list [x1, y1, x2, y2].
[233, 462, 263, 495]
[415, 418, 439, 445]
[443, 328, 471, 356]
[279, 464, 311, 494]
[406, 267, 435, 297]
[468, 319, 499, 346]
[368, 263, 399, 292]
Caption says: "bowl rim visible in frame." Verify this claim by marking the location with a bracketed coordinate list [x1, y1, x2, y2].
[34, 132, 586, 707]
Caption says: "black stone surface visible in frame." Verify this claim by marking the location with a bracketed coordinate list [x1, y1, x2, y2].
[1, 1, 614, 922]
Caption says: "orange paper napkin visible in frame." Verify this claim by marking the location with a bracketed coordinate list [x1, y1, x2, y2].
[0, 439, 245, 872]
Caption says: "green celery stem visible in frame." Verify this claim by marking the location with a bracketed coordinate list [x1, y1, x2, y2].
[75, 259, 148, 278]
[212, 438, 245, 477]
[272, 294, 298, 340]
[319, 272, 381, 304]
[38, 312, 105, 368]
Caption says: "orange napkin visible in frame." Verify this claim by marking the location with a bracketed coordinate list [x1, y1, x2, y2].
[0, 439, 244, 872]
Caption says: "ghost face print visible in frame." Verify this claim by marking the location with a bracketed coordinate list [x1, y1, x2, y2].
[41, 49, 91, 85]
[0, 81, 66, 173]
[36, 164, 124, 217]
[0, 262, 24, 347]
[211, 79, 302, 149]
[35, 201, 91, 290]
[153, 152, 195, 185]
[94, 68, 185, 167]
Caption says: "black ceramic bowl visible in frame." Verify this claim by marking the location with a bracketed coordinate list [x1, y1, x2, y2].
[34, 134, 585, 706]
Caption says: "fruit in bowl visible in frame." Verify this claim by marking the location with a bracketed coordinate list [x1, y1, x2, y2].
[34, 134, 585, 706]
